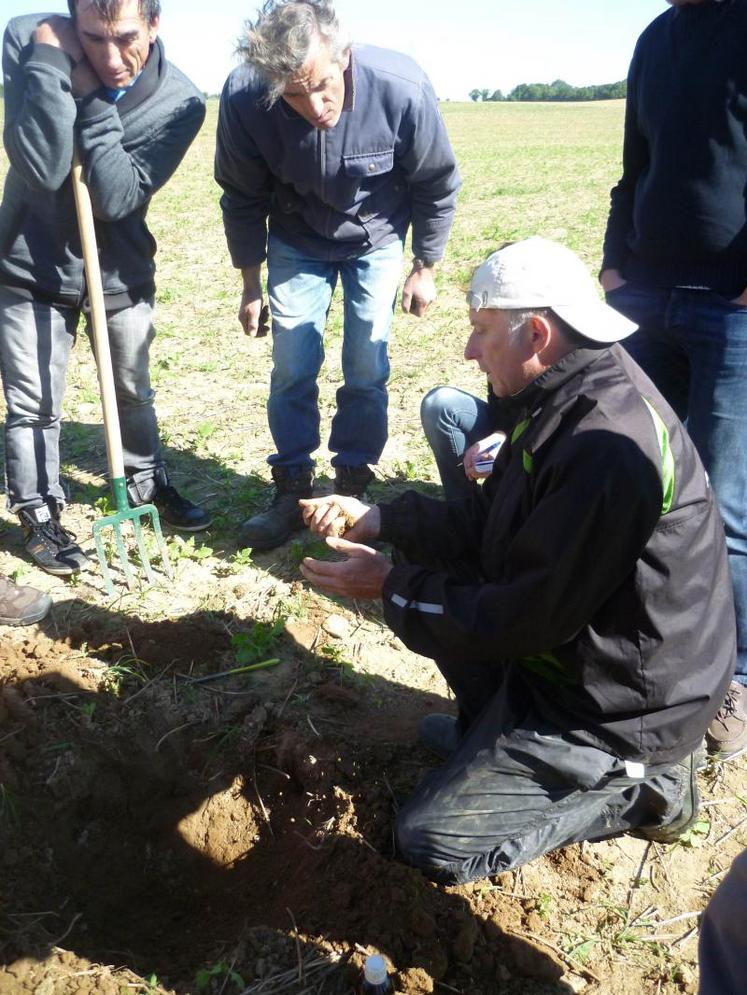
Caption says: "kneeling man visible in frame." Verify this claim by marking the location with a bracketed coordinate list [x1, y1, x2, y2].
[300, 237, 736, 884]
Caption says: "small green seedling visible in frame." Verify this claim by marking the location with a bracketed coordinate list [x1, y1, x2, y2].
[195, 962, 245, 992]
[231, 615, 286, 666]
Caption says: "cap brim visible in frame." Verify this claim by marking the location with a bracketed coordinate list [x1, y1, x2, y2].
[551, 299, 638, 343]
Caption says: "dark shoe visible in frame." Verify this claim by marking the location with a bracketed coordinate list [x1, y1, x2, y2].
[634, 751, 700, 844]
[239, 467, 314, 551]
[0, 576, 52, 626]
[19, 505, 89, 576]
[153, 485, 212, 532]
[418, 713, 460, 760]
[706, 681, 747, 760]
[334, 464, 374, 498]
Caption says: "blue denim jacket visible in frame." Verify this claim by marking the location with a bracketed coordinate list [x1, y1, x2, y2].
[215, 45, 460, 267]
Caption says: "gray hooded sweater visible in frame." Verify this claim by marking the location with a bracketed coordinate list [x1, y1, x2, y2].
[0, 13, 205, 308]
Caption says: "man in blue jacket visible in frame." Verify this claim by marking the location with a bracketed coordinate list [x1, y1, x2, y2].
[215, 0, 460, 551]
[300, 238, 735, 883]
[0, 0, 211, 581]
[601, 0, 747, 758]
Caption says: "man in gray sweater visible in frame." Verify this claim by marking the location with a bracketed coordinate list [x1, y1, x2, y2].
[215, 0, 460, 551]
[0, 0, 210, 583]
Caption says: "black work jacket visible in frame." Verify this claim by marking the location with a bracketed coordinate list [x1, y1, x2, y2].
[380, 345, 735, 764]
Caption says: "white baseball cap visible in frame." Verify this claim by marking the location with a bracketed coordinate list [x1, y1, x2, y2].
[466, 236, 637, 343]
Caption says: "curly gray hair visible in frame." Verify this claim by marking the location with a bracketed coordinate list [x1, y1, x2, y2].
[239, 0, 351, 106]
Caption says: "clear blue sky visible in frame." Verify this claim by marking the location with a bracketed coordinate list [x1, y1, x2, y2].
[4, 1, 666, 98]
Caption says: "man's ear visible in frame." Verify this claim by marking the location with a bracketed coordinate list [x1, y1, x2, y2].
[148, 15, 160, 42]
[527, 314, 552, 356]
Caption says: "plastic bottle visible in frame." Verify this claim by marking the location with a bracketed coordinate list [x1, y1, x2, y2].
[360, 954, 392, 994]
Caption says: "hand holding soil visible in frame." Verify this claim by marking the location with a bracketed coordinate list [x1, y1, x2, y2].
[299, 494, 380, 543]
[300, 536, 392, 598]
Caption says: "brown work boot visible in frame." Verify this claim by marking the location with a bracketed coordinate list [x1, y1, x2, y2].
[0, 575, 52, 626]
[706, 681, 747, 759]
[238, 466, 314, 551]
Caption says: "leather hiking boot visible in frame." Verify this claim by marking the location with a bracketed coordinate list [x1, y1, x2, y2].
[19, 505, 89, 576]
[418, 713, 461, 760]
[706, 681, 747, 760]
[334, 464, 374, 498]
[0, 576, 52, 626]
[633, 750, 700, 844]
[239, 467, 314, 552]
[153, 485, 212, 532]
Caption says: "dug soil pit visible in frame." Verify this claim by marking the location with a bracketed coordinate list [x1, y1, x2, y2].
[0, 620, 744, 995]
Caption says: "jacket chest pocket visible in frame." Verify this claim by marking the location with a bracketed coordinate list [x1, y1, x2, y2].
[342, 149, 394, 180]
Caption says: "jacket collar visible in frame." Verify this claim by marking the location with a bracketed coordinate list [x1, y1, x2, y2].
[117, 37, 164, 115]
[494, 344, 610, 423]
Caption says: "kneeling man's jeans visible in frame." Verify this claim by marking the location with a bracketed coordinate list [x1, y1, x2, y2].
[397, 663, 688, 885]
[266, 234, 403, 469]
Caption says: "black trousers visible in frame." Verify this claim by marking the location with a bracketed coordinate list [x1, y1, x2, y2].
[396, 661, 689, 885]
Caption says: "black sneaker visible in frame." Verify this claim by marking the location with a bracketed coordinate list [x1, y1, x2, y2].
[153, 485, 212, 532]
[334, 464, 374, 498]
[19, 505, 89, 576]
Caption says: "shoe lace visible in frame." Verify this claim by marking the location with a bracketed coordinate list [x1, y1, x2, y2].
[156, 485, 190, 512]
[720, 687, 739, 719]
[34, 517, 77, 550]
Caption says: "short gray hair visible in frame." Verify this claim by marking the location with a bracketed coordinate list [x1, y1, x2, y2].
[505, 307, 588, 348]
[239, 0, 350, 106]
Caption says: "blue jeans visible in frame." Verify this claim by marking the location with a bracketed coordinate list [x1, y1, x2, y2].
[420, 386, 493, 500]
[607, 282, 747, 683]
[0, 286, 164, 513]
[266, 234, 403, 469]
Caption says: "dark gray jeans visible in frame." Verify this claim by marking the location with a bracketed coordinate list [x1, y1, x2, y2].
[396, 663, 689, 885]
[0, 286, 164, 512]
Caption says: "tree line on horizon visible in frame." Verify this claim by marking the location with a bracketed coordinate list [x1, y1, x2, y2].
[467, 79, 626, 102]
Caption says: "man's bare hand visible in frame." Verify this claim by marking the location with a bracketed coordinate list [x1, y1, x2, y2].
[299, 495, 380, 543]
[401, 265, 436, 317]
[463, 431, 505, 481]
[33, 16, 84, 63]
[300, 537, 392, 599]
[239, 265, 268, 337]
[239, 294, 270, 337]
[600, 268, 628, 293]
[730, 287, 747, 306]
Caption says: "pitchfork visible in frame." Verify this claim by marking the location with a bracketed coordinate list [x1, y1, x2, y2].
[71, 150, 172, 596]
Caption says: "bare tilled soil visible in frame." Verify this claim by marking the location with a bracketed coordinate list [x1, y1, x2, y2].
[0, 605, 746, 995]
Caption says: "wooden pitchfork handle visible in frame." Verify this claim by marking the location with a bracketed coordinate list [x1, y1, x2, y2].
[70, 147, 127, 492]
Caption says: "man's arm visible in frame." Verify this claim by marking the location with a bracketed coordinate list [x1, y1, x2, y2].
[76, 54, 206, 222]
[397, 75, 460, 317]
[382, 433, 662, 665]
[2, 16, 79, 191]
[600, 43, 647, 283]
[215, 76, 274, 272]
